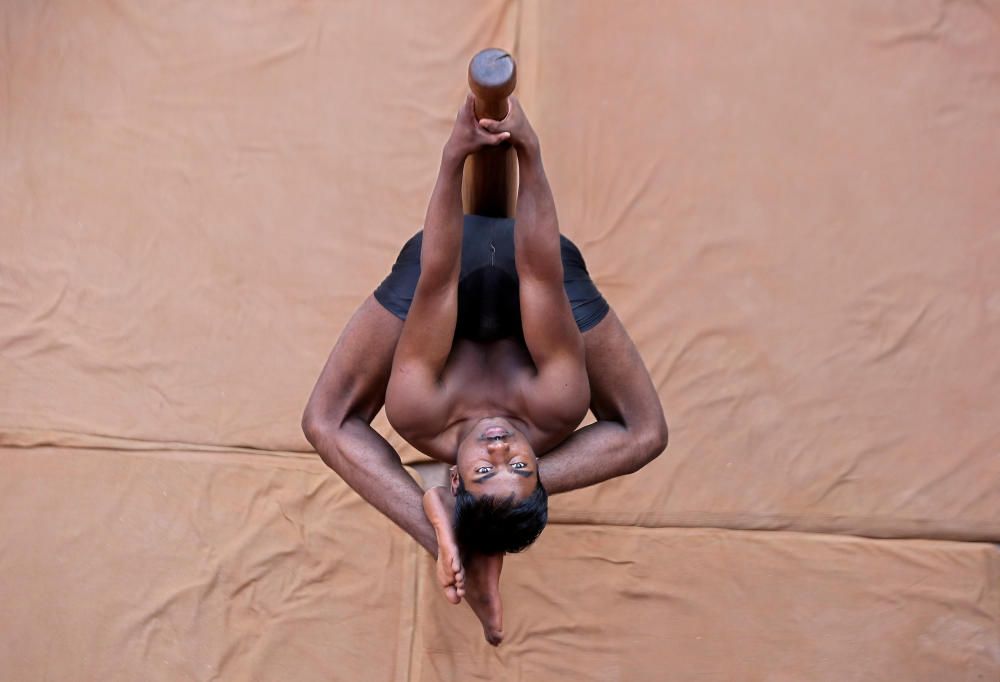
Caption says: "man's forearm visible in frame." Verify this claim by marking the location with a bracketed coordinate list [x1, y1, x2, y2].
[513, 141, 563, 279]
[418, 151, 466, 286]
[307, 417, 438, 556]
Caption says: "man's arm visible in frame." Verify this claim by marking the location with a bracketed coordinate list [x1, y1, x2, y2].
[301, 296, 438, 555]
[538, 308, 669, 494]
[302, 292, 665, 551]
[302, 98, 511, 554]
[514, 136, 590, 410]
[384, 96, 511, 438]
[380, 151, 462, 440]
[302, 297, 499, 629]
[481, 99, 589, 424]
[480, 100, 667, 486]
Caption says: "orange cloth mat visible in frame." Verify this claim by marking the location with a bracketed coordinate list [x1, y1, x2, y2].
[2, 2, 999, 679]
[2, 447, 998, 680]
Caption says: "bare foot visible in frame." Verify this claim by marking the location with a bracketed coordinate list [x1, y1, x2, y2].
[463, 552, 504, 646]
[422, 487, 465, 604]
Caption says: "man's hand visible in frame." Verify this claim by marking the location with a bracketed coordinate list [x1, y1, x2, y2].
[478, 96, 538, 153]
[444, 93, 511, 160]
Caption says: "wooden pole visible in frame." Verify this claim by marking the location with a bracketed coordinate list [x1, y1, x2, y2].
[463, 48, 517, 218]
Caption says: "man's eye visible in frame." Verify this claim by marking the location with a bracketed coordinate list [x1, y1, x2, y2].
[511, 462, 526, 469]
[476, 466, 492, 474]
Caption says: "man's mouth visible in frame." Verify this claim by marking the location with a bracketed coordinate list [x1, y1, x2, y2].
[480, 426, 511, 440]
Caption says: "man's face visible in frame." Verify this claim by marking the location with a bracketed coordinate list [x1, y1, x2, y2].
[452, 417, 538, 500]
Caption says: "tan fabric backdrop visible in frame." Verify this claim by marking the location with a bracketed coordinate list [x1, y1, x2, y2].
[527, 0, 1000, 541]
[2, 1, 998, 679]
[3, 446, 998, 681]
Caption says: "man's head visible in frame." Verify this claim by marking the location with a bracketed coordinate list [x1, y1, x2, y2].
[450, 417, 548, 554]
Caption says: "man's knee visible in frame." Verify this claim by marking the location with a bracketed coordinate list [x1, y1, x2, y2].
[301, 406, 330, 453]
[302, 411, 351, 474]
[634, 415, 669, 471]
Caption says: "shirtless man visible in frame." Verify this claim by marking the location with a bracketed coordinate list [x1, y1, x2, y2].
[302, 95, 667, 645]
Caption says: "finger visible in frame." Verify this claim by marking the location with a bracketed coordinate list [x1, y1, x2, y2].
[444, 585, 461, 605]
[464, 93, 480, 123]
[457, 93, 473, 121]
[478, 131, 510, 146]
[478, 118, 502, 132]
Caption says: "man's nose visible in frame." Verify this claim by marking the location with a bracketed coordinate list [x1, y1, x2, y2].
[486, 439, 509, 453]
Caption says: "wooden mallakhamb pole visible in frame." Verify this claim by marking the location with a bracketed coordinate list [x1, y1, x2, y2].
[462, 48, 518, 218]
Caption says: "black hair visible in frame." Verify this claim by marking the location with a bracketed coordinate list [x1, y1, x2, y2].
[453, 476, 548, 555]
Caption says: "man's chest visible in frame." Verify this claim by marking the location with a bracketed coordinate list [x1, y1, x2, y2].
[436, 336, 533, 392]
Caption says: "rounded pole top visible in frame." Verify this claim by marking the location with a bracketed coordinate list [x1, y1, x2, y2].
[468, 48, 516, 101]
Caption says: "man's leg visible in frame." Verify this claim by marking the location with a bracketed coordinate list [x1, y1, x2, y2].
[479, 98, 668, 492]
[381, 96, 516, 629]
[422, 487, 465, 603]
[540, 309, 669, 493]
[302, 296, 438, 554]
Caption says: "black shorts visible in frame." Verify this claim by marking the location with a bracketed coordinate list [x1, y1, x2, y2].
[374, 214, 609, 342]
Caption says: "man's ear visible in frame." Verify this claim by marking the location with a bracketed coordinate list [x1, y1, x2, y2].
[449, 466, 459, 495]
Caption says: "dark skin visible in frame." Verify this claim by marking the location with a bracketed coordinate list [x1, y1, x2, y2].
[388, 96, 592, 638]
[302, 95, 668, 646]
[386, 99, 590, 490]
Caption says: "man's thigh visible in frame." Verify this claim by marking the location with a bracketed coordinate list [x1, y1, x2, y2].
[305, 295, 404, 425]
[374, 222, 611, 338]
[581, 307, 661, 424]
